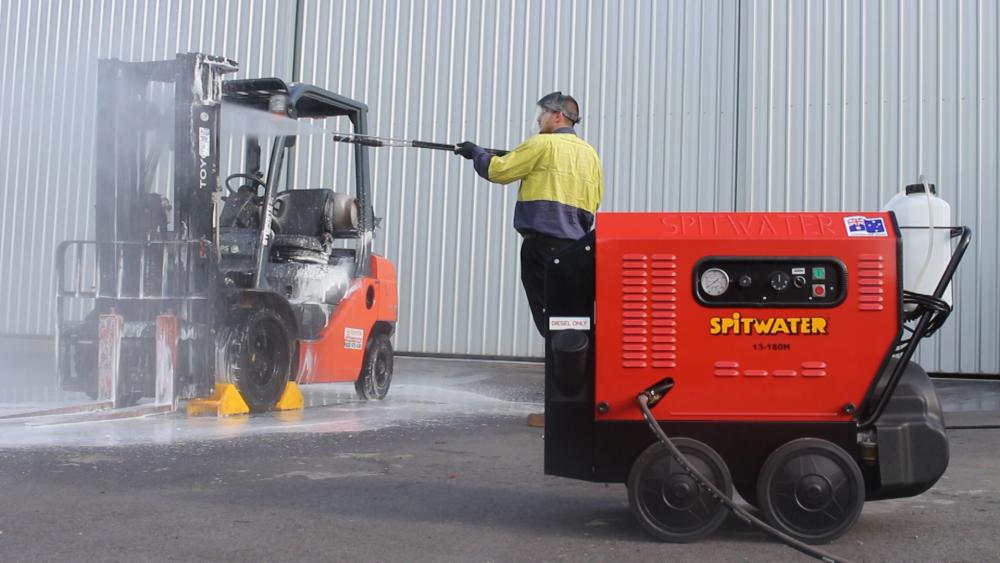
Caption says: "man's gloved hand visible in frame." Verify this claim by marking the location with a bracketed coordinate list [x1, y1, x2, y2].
[454, 141, 480, 160]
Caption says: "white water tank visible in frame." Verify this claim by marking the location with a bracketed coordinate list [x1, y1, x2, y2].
[882, 182, 953, 308]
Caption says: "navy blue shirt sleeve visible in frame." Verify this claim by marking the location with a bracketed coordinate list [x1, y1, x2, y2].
[471, 146, 493, 180]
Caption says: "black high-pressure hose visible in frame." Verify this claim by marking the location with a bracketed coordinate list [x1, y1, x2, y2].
[636, 381, 852, 563]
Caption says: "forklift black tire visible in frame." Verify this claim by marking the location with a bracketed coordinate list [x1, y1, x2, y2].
[756, 438, 865, 545]
[355, 334, 393, 401]
[223, 308, 295, 413]
[627, 438, 733, 543]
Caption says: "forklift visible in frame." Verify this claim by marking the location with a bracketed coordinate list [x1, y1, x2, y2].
[55, 53, 397, 412]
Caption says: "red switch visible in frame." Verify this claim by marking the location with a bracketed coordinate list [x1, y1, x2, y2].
[812, 284, 826, 298]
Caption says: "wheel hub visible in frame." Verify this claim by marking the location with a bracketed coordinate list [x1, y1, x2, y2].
[795, 473, 834, 511]
[663, 474, 699, 510]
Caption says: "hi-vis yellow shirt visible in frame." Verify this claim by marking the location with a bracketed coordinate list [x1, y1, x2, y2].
[489, 133, 603, 212]
[485, 131, 604, 239]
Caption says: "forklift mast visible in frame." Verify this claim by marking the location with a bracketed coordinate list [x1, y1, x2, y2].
[95, 52, 237, 245]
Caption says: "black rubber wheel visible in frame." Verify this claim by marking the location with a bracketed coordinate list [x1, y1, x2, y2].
[627, 438, 733, 543]
[756, 438, 865, 544]
[355, 333, 393, 401]
[223, 308, 295, 413]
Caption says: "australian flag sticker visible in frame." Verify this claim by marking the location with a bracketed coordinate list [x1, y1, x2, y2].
[844, 216, 888, 237]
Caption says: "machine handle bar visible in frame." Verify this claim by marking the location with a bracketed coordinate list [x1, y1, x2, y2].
[859, 226, 972, 428]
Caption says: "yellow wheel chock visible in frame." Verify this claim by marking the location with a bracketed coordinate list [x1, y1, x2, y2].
[186, 382, 304, 417]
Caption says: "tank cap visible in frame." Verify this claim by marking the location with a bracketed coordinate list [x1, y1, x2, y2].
[905, 183, 937, 195]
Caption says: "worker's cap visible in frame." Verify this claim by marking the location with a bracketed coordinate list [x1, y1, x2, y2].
[537, 91, 581, 124]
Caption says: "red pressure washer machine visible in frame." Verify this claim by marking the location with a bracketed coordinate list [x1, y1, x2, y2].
[543, 210, 970, 547]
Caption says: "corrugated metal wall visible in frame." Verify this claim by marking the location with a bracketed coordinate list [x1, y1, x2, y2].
[0, 0, 996, 372]
[291, 0, 740, 358]
[0, 0, 296, 334]
[735, 0, 999, 374]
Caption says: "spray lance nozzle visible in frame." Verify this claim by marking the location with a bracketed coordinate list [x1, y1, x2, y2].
[330, 132, 508, 156]
[332, 134, 385, 148]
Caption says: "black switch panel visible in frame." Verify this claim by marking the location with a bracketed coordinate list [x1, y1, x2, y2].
[694, 257, 847, 308]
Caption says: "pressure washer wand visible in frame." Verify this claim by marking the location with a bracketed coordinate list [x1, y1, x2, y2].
[331, 133, 509, 156]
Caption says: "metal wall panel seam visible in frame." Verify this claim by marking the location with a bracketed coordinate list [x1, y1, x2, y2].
[975, 0, 984, 373]
[402, 1, 429, 351]
[393, 0, 414, 350]
[837, 0, 846, 213]
[877, 0, 884, 205]
[819, 0, 828, 211]
[677, 0, 688, 210]
[478, 0, 500, 353]
[466, 1, 493, 353]
[995, 0, 1000, 373]
[316, 2, 336, 191]
[670, 0, 682, 211]
[382, 0, 403, 306]
[493, 0, 519, 355]
[0, 2, 16, 328]
[267, 1, 278, 80]
[895, 0, 903, 193]
[1, 0, 26, 331]
[19, 0, 45, 333]
[764, 0, 774, 210]
[11, 1, 45, 332]
[451, 1, 473, 352]
[22, 0, 51, 333]
[646, 0, 659, 212]
[934, 0, 943, 338]
[801, 2, 813, 210]
[433, 0, 458, 352]
[34, 0, 62, 334]
[857, 0, 866, 211]
[716, 1, 728, 211]
[371, 1, 390, 258]
[75, 0, 99, 324]
[331, 1, 348, 188]
[598, 0, 609, 212]
[410, 0, 441, 349]
[952, 4, 963, 372]
[47, 0, 74, 329]
[626, 0, 641, 212]
[783, 1, 792, 211]
[423, 0, 445, 352]
[748, 0, 758, 210]
[290, 1, 310, 190]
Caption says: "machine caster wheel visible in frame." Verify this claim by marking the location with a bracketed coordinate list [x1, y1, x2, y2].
[627, 438, 733, 543]
[223, 308, 295, 413]
[756, 438, 865, 544]
[355, 334, 393, 401]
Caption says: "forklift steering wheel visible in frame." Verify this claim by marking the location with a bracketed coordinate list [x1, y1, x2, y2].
[225, 173, 267, 196]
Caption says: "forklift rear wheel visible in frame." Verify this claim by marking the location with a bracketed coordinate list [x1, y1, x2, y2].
[756, 438, 865, 544]
[355, 334, 393, 401]
[224, 309, 295, 413]
[627, 438, 733, 543]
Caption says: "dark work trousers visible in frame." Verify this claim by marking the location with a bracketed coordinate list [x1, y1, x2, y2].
[520, 234, 573, 337]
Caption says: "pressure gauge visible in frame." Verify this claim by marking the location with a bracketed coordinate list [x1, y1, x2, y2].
[700, 268, 730, 297]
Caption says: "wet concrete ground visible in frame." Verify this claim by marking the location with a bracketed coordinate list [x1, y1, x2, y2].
[1, 338, 999, 561]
